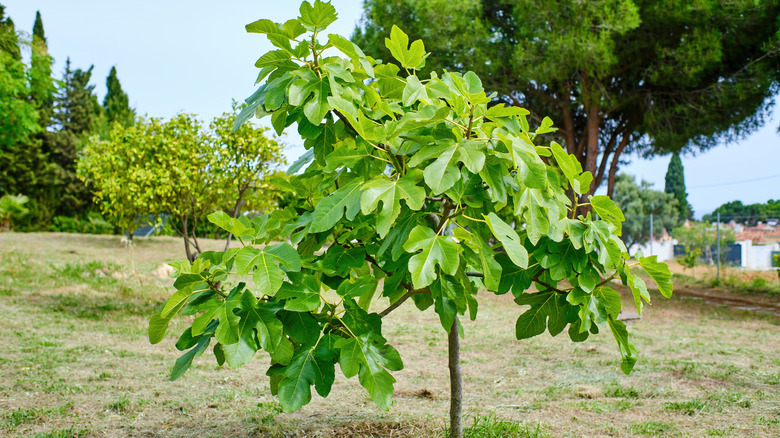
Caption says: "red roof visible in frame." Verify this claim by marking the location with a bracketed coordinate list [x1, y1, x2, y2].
[736, 226, 780, 244]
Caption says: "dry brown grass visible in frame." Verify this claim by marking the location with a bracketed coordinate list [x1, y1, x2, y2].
[1, 232, 778, 437]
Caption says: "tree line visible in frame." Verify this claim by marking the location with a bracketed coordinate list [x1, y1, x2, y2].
[354, 0, 780, 199]
[1, 7, 136, 227]
[0, 6, 286, 252]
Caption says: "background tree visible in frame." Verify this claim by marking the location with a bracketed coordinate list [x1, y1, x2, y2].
[149, 4, 673, 437]
[30, 11, 55, 124]
[354, 0, 780, 198]
[613, 174, 678, 250]
[664, 152, 692, 221]
[0, 7, 45, 204]
[0, 5, 20, 60]
[38, 59, 104, 220]
[102, 66, 135, 128]
[79, 111, 284, 259]
[210, 103, 286, 250]
[704, 199, 780, 225]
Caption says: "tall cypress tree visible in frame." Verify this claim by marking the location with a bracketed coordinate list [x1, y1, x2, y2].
[664, 152, 692, 220]
[30, 10, 55, 127]
[32, 11, 44, 42]
[103, 66, 134, 127]
[0, 4, 49, 227]
[0, 5, 20, 61]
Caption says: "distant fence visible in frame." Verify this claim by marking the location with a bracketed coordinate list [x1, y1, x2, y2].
[673, 244, 742, 266]
[633, 239, 779, 270]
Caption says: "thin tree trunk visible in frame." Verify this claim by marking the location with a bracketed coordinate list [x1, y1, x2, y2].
[191, 211, 202, 257]
[448, 319, 462, 438]
[223, 189, 247, 252]
[181, 215, 194, 262]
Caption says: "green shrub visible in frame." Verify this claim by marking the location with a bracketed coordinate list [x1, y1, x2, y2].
[50, 212, 115, 235]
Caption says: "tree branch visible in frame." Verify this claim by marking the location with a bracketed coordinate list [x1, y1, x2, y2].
[378, 287, 430, 318]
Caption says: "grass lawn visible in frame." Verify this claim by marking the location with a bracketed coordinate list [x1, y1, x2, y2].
[1, 232, 778, 437]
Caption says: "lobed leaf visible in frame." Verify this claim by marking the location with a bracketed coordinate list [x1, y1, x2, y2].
[639, 255, 673, 298]
[310, 179, 362, 232]
[403, 225, 460, 289]
[360, 173, 425, 237]
[384, 25, 427, 70]
[484, 212, 529, 269]
[591, 195, 625, 235]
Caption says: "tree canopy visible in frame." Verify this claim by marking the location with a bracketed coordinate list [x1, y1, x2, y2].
[0, 9, 43, 201]
[103, 66, 135, 128]
[78, 110, 285, 259]
[704, 199, 780, 225]
[613, 174, 678, 249]
[354, 0, 780, 197]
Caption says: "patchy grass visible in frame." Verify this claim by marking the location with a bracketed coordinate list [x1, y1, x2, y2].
[459, 413, 550, 438]
[664, 399, 708, 415]
[669, 262, 780, 297]
[629, 420, 676, 435]
[1, 232, 779, 437]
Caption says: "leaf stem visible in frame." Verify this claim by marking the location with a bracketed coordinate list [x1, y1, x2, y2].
[460, 213, 486, 223]
[311, 31, 322, 79]
[464, 105, 475, 140]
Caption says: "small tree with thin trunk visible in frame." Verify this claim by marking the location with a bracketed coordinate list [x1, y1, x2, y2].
[149, 2, 673, 436]
[78, 110, 283, 260]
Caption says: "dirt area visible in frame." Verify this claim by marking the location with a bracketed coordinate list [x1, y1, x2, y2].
[1, 233, 779, 437]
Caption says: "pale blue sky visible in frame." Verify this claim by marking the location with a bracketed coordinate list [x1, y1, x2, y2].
[7, 1, 779, 217]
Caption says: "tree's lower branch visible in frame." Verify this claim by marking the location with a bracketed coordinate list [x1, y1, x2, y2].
[531, 270, 569, 295]
[378, 287, 429, 318]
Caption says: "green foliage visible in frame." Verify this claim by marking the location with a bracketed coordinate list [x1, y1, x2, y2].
[32, 11, 45, 42]
[0, 6, 20, 60]
[151, 0, 672, 415]
[673, 221, 736, 265]
[1, 7, 100, 227]
[704, 199, 780, 225]
[0, 47, 44, 201]
[103, 66, 135, 128]
[0, 194, 29, 229]
[33, 58, 104, 221]
[78, 107, 285, 259]
[30, 11, 55, 127]
[354, 0, 780, 196]
[679, 246, 702, 271]
[49, 212, 114, 235]
[664, 152, 692, 220]
[613, 174, 678, 249]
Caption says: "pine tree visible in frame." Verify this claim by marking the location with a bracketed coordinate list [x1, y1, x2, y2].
[58, 59, 102, 134]
[103, 66, 134, 127]
[42, 59, 102, 217]
[664, 152, 692, 221]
